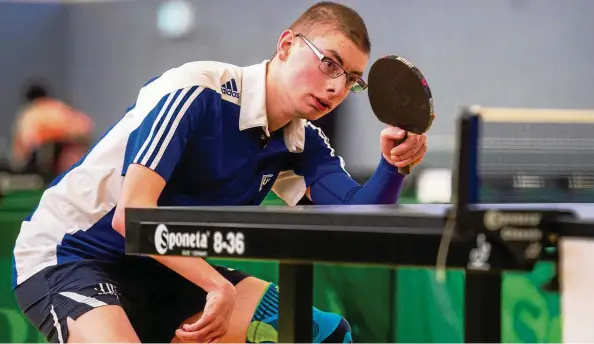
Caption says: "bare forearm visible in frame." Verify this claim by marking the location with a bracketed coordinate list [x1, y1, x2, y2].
[114, 204, 232, 292]
[154, 255, 234, 292]
[113, 164, 233, 293]
[115, 211, 232, 292]
[116, 211, 233, 292]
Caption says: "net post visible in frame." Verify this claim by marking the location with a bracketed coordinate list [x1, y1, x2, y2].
[278, 262, 313, 343]
[454, 106, 481, 229]
[456, 106, 502, 343]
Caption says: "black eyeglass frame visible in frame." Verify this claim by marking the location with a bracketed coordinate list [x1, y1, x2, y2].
[296, 33, 368, 93]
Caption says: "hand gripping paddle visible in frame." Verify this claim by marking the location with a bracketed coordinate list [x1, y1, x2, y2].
[367, 55, 435, 175]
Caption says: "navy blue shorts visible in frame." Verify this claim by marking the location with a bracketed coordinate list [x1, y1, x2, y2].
[14, 257, 250, 343]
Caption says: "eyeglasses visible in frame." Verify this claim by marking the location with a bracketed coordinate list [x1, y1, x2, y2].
[296, 33, 368, 93]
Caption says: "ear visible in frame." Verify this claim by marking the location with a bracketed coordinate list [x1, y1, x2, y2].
[276, 30, 295, 61]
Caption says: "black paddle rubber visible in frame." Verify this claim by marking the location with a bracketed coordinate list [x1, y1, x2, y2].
[368, 55, 435, 174]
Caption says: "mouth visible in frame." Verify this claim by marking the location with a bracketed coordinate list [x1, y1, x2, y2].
[312, 96, 331, 111]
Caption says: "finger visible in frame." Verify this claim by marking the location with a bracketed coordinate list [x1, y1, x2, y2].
[176, 328, 203, 342]
[175, 329, 197, 342]
[188, 320, 222, 343]
[182, 312, 215, 332]
[176, 322, 219, 343]
[382, 126, 406, 141]
[396, 134, 426, 160]
[394, 142, 427, 168]
[411, 143, 428, 166]
[201, 324, 225, 344]
[392, 141, 426, 168]
[391, 134, 425, 161]
[390, 133, 421, 157]
[176, 317, 217, 342]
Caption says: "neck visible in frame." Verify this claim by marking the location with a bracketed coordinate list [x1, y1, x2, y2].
[265, 59, 296, 132]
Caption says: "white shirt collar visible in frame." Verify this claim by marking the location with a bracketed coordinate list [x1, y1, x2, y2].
[239, 60, 305, 153]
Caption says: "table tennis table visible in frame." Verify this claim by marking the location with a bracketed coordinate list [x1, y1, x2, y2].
[124, 202, 594, 343]
[125, 105, 594, 343]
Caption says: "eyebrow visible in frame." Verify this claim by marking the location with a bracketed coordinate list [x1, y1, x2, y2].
[327, 49, 364, 77]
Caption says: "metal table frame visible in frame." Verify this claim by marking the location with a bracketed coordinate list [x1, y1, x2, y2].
[125, 204, 555, 343]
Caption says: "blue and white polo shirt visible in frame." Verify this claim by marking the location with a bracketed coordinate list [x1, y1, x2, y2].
[12, 60, 349, 287]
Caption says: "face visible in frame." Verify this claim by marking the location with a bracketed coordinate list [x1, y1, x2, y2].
[275, 28, 369, 121]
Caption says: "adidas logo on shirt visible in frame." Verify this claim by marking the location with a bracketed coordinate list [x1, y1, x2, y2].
[221, 79, 240, 98]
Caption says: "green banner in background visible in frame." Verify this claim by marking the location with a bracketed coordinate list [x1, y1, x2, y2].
[394, 263, 561, 343]
[0, 191, 47, 343]
[396, 268, 465, 343]
[502, 263, 561, 343]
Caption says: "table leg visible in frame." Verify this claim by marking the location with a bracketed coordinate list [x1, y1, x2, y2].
[464, 271, 502, 343]
[279, 262, 313, 343]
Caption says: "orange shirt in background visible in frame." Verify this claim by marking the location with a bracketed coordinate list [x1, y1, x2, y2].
[11, 97, 94, 174]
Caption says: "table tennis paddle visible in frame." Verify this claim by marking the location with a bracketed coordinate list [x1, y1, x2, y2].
[367, 55, 435, 175]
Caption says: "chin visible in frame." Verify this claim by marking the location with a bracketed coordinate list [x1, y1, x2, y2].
[312, 110, 331, 120]
[297, 107, 327, 121]
[298, 112, 324, 122]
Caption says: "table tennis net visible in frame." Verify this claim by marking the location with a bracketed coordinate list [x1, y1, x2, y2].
[477, 120, 594, 203]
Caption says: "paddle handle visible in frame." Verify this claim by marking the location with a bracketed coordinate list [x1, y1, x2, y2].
[399, 165, 413, 175]
[395, 132, 413, 175]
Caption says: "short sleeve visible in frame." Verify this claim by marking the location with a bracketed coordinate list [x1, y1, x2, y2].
[271, 122, 350, 205]
[123, 85, 208, 181]
[294, 122, 350, 184]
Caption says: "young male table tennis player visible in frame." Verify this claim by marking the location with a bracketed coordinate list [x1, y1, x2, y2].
[12, 1, 429, 343]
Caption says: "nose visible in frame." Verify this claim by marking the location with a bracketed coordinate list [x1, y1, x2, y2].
[324, 75, 348, 96]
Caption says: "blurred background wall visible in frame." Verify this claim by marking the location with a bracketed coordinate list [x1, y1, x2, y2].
[0, 3, 69, 153]
[2, 0, 593, 175]
[1, 1, 594, 342]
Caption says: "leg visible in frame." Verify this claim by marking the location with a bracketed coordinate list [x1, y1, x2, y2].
[173, 277, 353, 343]
[246, 282, 352, 343]
[121, 261, 264, 342]
[312, 308, 353, 343]
[66, 305, 140, 343]
[172, 276, 270, 343]
[14, 260, 140, 343]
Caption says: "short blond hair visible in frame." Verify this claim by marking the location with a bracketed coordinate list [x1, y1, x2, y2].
[288, 1, 371, 54]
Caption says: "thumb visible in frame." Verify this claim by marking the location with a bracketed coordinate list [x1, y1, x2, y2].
[382, 126, 406, 140]
[183, 312, 213, 332]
